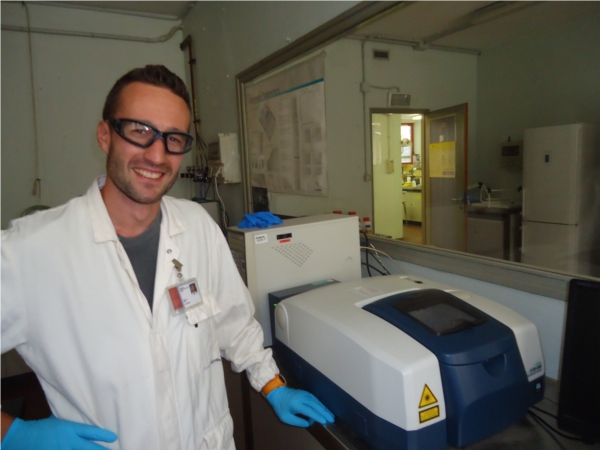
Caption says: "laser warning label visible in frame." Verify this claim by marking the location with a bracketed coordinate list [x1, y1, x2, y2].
[419, 384, 438, 408]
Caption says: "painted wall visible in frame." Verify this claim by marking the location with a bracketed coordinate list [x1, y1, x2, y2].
[1, 2, 190, 229]
[178, 2, 600, 231]
[181, 1, 361, 225]
[413, 119, 422, 160]
[222, 7, 595, 383]
[264, 39, 367, 219]
[1, 0, 585, 386]
[265, 38, 478, 222]
[1, 2, 361, 229]
[373, 113, 404, 239]
[474, 9, 600, 202]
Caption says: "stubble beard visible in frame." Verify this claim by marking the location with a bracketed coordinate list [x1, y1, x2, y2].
[106, 144, 178, 205]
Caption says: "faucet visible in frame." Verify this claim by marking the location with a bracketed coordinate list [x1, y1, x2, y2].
[480, 184, 492, 204]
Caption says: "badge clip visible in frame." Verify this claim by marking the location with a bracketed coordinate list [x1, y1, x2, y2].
[172, 259, 183, 279]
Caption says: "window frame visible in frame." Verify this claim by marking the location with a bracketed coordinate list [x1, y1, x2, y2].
[234, 1, 597, 301]
[400, 122, 414, 164]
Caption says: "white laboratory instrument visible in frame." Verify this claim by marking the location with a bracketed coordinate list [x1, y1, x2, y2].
[207, 133, 242, 183]
[227, 214, 361, 346]
[272, 275, 545, 450]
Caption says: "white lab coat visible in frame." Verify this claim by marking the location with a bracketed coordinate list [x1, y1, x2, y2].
[1, 176, 279, 449]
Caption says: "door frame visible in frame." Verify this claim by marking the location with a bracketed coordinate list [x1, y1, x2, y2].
[370, 107, 429, 235]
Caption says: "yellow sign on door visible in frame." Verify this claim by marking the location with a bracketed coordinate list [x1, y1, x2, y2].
[429, 141, 456, 178]
[419, 384, 438, 408]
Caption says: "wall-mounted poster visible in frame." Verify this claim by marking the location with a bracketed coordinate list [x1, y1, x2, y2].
[245, 55, 327, 196]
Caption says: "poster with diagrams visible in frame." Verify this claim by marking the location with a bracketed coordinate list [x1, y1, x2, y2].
[245, 55, 327, 196]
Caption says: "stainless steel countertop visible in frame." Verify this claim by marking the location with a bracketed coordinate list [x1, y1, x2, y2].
[467, 201, 522, 215]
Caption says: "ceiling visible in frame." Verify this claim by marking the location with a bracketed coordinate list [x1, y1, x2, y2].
[44, 1, 600, 52]
[352, 1, 600, 53]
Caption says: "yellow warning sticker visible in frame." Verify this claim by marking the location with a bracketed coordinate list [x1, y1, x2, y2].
[419, 384, 438, 408]
[419, 406, 440, 423]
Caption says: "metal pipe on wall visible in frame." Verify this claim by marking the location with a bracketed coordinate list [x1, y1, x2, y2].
[347, 34, 481, 56]
[180, 35, 207, 169]
[23, 2, 42, 205]
[361, 38, 371, 182]
[1, 23, 183, 43]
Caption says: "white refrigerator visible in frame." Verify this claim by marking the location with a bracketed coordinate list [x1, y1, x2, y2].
[521, 123, 600, 276]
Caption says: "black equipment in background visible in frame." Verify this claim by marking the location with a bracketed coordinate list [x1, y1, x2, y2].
[557, 278, 600, 443]
[252, 187, 270, 212]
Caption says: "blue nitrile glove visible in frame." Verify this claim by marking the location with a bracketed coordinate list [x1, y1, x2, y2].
[266, 386, 335, 428]
[237, 212, 283, 229]
[2, 416, 118, 449]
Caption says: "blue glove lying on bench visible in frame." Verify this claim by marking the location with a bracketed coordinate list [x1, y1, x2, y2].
[238, 212, 283, 229]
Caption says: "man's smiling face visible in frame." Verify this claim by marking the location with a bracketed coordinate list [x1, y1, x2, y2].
[100, 81, 190, 205]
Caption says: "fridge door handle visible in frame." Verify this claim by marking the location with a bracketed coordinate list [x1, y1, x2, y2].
[521, 220, 526, 255]
[522, 188, 526, 219]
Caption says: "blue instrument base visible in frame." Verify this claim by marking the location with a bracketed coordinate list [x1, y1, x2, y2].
[274, 341, 447, 450]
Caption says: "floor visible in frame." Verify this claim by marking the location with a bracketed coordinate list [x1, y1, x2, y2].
[401, 222, 422, 244]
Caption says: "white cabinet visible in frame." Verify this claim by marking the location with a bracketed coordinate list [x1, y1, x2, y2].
[403, 189, 422, 223]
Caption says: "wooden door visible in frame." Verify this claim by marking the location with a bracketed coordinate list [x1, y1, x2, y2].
[424, 104, 468, 252]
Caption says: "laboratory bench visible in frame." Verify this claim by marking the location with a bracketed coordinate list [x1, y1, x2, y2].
[5, 355, 598, 450]
[467, 201, 522, 262]
[235, 343, 600, 450]
[402, 187, 422, 224]
[401, 186, 422, 192]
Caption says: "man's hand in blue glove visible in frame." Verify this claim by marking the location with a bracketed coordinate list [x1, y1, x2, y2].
[2, 415, 117, 449]
[266, 386, 335, 428]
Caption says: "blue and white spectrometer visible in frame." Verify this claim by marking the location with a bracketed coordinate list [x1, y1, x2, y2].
[271, 276, 545, 450]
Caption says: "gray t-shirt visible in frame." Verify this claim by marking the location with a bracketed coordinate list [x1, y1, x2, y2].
[118, 210, 162, 311]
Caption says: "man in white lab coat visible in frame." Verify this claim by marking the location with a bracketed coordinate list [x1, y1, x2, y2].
[1, 65, 333, 449]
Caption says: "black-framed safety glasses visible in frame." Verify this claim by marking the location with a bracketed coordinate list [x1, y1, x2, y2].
[107, 118, 193, 155]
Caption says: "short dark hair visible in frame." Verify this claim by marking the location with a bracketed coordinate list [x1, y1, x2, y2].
[102, 65, 191, 120]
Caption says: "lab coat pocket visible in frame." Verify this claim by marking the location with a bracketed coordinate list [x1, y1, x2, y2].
[202, 411, 235, 450]
[185, 291, 222, 373]
[185, 291, 222, 325]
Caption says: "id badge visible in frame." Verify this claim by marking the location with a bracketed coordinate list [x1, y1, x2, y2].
[165, 278, 203, 317]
